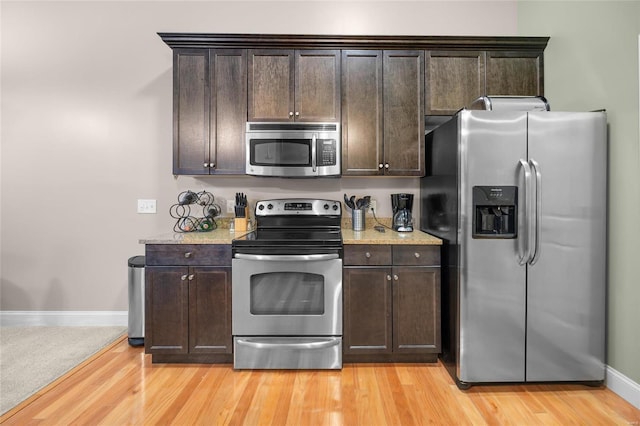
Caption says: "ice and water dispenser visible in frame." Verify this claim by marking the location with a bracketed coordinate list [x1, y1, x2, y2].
[472, 186, 517, 238]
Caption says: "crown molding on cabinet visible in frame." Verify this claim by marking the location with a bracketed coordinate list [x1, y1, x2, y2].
[158, 33, 549, 51]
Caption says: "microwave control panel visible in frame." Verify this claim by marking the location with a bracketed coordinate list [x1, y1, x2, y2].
[318, 139, 337, 166]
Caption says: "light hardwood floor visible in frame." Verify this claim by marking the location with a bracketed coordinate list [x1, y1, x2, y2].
[1, 335, 638, 425]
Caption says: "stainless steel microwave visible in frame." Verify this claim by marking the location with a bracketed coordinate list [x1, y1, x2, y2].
[245, 122, 340, 177]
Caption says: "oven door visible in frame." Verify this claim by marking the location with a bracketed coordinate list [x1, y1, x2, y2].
[232, 253, 342, 336]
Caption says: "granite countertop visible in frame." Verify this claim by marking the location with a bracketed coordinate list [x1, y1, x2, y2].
[342, 227, 442, 245]
[140, 218, 442, 246]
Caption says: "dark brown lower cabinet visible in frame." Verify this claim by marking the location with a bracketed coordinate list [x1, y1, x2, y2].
[145, 245, 232, 363]
[343, 244, 441, 363]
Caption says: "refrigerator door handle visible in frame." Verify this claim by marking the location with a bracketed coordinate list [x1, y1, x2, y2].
[529, 158, 542, 265]
[518, 159, 532, 265]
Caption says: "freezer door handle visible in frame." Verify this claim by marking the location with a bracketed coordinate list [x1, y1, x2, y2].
[529, 158, 542, 265]
[518, 159, 533, 265]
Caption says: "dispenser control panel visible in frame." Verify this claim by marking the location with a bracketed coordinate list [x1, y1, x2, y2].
[472, 186, 517, 238]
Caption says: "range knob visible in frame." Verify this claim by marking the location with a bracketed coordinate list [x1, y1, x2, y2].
[258, 204, 265, 211]
[267, 203, 274, 210]
[324, 204, 330, 210]
[332, 204, 339, 211]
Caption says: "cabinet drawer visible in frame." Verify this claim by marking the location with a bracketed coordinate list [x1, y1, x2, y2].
[392, 245, 440, 266]
[146, 244, 231, 266]
[344, 245, 392, 266]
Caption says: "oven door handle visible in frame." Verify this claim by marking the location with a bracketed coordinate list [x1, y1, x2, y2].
[235, 337, 341, 350]
[234, 253, 339, 262]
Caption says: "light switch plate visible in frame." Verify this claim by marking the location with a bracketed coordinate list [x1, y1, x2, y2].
[369, 200, 377, 214]
[137, 199, 157, 214]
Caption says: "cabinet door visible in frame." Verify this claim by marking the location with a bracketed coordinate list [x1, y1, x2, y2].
[210, 49, 247, 174]
[173, 49, 210, 175]
[486, 50, 544, 96]
[343, 267, 392, 354]
[341, 50, 384, 176]
[383, 50, 425, 176]
[189, 267, 232, 354]
[248, 49, 295, 121]
[392, 266, 441, 353]
[426, 50, 485, 115]
[145, 266, 189, 354]
[295, 50, 340, 122]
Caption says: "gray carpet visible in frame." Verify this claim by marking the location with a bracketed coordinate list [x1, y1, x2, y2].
[0, 326, 126, 415]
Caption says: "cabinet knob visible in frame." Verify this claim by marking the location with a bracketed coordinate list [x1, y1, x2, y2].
[181, 274, 188, 281]
[414, 252, 420, 258]
[184, 252, 192, 258]
[188, 274, 194, 281]
[378, 164, 384, 169]
[393, 274, 399, 281]
[289, 112, 294, 118]
[365, 252, 371, 258]
[210, 162, 216, 168]
[295, 111, 300, 117]
[385, 163, 390, 169]
[386, 275, 392, 281]
[204, 163, 208, 168]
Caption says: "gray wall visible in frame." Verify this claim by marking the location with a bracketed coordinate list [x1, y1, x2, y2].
[1, 0, 638, 384]
[0, 1, 516, 310]
[518, 0, 640, 390]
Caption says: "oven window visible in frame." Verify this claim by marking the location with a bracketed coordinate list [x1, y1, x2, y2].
[250, 272, 324, 315]
[250, 139, 311, 167]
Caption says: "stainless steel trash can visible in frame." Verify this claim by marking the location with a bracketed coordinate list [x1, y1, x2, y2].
[127, 255, 145, 346]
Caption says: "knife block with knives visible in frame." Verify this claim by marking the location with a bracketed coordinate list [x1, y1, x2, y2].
[234, 192, 248, 232]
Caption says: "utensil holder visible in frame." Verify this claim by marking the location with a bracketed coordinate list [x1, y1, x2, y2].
[352, 209, 365, 231]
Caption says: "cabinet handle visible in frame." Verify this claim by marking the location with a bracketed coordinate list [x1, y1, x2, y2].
[386, 275, 392, 281]
[184, 252, 192, 258]
[393, 274, 399, 281]
[289, 112, 294, 118]
[181, 274, 188, 281]
[365, 252, 371, 259]
[188, 274, 194, 281]
[414, 252, 420, 258]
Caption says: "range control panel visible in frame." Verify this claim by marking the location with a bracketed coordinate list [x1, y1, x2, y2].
[255, 199, 341, 217]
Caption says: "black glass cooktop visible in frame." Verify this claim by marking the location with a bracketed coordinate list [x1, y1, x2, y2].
[232, 228, 342, 247]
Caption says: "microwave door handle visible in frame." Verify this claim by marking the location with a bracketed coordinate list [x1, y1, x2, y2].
[311, 134, 317, 173]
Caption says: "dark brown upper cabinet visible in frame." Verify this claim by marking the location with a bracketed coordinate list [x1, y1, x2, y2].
[383, 50, 425, 176]
[341, 50, 384, 175]
[160, 34, 548, 177]
[173, 49, 247, 175]
[342, 50, 424, 176]
[425, 50, 485, 115]
[486, 50, 544, 97]
[426, 49, 544, 115]
[248, 49, 340, 122]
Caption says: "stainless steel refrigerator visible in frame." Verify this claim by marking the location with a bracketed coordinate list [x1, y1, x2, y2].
[420, 97, 607, 389]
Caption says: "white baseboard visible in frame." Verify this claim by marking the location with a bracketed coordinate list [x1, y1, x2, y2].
[606, 365, 640, 409]
[0, 311, 128, 327]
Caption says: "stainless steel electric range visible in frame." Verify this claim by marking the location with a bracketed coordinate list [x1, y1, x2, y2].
[231, 198, 343, 369]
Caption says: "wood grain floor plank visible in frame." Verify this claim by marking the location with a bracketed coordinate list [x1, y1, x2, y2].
[2, 336, 638, 425]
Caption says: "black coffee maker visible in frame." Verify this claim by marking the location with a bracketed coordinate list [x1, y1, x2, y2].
[391, 193, 414, 232]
